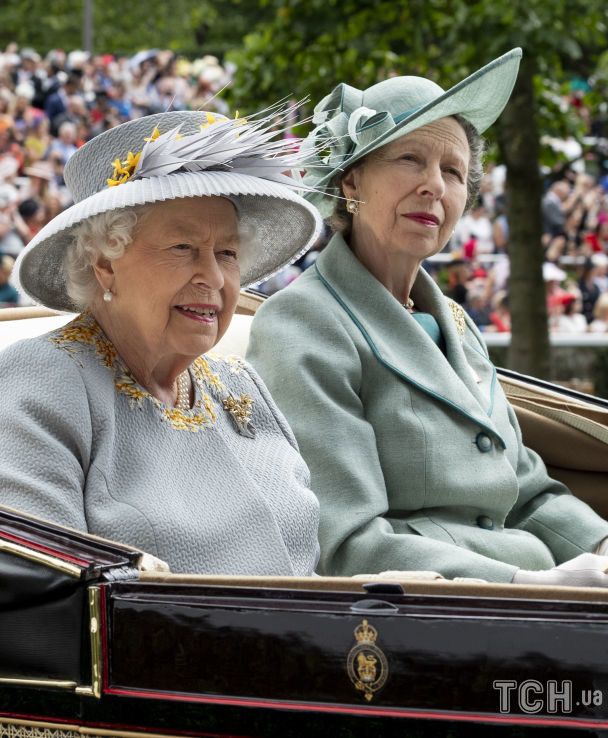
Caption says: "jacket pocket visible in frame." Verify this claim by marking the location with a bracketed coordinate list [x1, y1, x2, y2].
[405, 514, 458, 544]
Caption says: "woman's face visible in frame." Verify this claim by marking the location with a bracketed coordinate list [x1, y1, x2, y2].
[343, 117, 470, 261]
[105, 197, 241, 360]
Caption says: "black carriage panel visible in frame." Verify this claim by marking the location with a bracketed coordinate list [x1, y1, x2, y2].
[106, 582, 608, 723]
[0, 545, 87, 683]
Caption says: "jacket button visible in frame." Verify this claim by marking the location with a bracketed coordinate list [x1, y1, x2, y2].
[475, 432, 493, 453]
[477, 515, 494, 530]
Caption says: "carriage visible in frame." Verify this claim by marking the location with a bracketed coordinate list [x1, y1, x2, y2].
[2, 295, 608, 737]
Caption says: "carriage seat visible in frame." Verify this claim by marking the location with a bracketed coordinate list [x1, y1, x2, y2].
[0, 293, 259, 357]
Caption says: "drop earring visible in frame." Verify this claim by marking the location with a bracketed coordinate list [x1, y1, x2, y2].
[346, 198, 360, 215]
[103, 289, 113, 303]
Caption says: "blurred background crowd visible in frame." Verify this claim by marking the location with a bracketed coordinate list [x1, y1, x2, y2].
[2, 42, 608, 337]
[0, 43, 235, 307]
[433, 163, 608, 336]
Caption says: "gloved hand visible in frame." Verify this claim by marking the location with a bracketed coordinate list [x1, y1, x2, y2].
[513, 553, 608, 587]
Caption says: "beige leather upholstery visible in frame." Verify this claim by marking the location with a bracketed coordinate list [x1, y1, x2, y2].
[0, 292, 263, 355]
[138, 571, 608, 603]
[501, 374, 608, 518]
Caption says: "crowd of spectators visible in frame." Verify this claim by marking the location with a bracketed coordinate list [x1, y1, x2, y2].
[435, 160, 608, 335]
[0, 43, 234, 307]
[2, 42, 608, 337]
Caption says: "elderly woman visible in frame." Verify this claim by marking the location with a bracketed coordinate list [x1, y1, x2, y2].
[0, 108, 321, 575]
[248, 49, 608, 587]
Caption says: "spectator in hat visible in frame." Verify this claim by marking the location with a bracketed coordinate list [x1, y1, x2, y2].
[592, 252, 608, 293]
[11, 82, 41, 138]
[543, 261, 569, 311]
[551, 291, 587, 333]
[22, 160, 52, 201]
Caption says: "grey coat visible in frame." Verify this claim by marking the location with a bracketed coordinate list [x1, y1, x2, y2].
[0, 312, 319, 575]
[247, 233, 608, 582]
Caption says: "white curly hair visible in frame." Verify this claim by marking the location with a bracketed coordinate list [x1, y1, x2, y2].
[64, 205, 151, 310]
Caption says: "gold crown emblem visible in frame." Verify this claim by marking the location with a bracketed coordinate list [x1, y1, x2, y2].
[354, 619, 377, 644]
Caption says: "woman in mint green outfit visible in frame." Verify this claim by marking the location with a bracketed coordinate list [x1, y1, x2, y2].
[248, 49, 608, 587]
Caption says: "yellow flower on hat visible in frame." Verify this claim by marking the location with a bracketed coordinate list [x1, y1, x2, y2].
[199, 112, 218, 131]
[107, 150, 141, 187]
[143, 126, 161, 143]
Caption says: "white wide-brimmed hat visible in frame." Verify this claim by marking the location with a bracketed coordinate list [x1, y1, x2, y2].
[15, 107, 323, 311]
[302, 48, 522, 215]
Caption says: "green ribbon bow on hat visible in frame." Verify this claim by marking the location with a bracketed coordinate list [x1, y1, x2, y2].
[300, 48, 523, 217]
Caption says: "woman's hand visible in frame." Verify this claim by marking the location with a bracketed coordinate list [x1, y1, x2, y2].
[513, 553, 608, 587]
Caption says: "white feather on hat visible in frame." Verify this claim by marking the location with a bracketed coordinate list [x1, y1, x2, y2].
[14, 103, 324, 312]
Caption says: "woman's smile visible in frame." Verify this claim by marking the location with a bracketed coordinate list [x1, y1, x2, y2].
[174, 303, 219, 324]
[96, 197, 241, 376]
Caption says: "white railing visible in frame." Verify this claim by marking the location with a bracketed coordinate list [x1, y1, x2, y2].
[428, 253, 590, 265]
[483, 333, 608, 347]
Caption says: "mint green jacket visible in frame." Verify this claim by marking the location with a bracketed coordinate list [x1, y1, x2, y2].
[247, 233, 608, 582]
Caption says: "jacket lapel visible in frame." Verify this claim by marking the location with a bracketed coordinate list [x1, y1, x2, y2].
[315, 235, 505, 446]
[411, 267, 497, 413]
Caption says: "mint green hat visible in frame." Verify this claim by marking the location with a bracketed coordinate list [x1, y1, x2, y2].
[302, 48, 522, 216]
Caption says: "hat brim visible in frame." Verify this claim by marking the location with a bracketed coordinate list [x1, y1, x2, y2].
[307, 48, 522, 208]
[14, 171, 322, 312]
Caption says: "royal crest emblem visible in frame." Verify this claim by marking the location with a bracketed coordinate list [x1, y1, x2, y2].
[346, 619, 388, 702]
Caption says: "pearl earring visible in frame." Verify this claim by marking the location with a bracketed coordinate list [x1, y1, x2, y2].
[346, 198, 360, 215]
[103, 289, 113, 303]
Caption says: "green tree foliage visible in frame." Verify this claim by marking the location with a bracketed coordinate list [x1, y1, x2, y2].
[0, 0, 216, 56]
[0, 0, 272, 64]
[229, 0, 608, 378]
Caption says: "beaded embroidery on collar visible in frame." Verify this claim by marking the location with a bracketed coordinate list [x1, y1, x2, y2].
[446, 299, 466, 336]
[49, 313, 254, 434]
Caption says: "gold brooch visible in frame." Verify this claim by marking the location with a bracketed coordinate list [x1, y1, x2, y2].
[447, 299, 466, 336]
[223, 393, 255, 438]
[346, 619, 389, 702]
